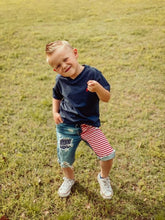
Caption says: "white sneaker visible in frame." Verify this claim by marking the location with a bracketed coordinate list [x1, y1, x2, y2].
[58, 177, 75, 197]
[97, 173, 113, 199]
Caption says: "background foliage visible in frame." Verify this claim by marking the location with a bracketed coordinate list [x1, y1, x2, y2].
[0, 0, 165, 219]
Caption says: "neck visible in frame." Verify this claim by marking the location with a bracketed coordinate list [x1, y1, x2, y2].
[78, 64, 84, 74]
[70, 64, 84, 79]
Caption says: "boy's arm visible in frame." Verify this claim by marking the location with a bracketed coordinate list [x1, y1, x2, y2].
[52, 98, 63, 124]
[87, 80, 110, 102]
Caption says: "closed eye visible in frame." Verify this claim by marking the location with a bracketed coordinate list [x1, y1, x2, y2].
[64, 57, 68, 62]
[56, 64, 61, 69]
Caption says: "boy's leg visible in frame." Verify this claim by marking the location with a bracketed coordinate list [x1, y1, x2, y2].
[62, 167, 74, 179]
[98, 159, 114, 199]
[100, 159, 113, 178]
[80, 124, 115, 199]
[58, 167, 75, 198]
[56, 123, 81, 197]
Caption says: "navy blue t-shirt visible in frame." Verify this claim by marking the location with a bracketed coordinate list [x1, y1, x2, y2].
[52, 65, 110, 127]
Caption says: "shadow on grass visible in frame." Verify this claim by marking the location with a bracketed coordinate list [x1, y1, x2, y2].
[71, 181, 114, 217]
[72, 181, 102, 200]
[64, 182, 164, 219]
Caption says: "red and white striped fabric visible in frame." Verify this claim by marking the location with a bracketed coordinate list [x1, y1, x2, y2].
[80, 124, 114, 158]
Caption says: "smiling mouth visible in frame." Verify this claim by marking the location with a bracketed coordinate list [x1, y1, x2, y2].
[65, 66, 71, 73]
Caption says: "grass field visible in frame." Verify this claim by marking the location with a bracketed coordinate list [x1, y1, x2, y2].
[0, 0, 165, 219]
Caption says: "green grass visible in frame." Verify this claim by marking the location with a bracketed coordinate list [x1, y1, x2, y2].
[0, 0, 165, 219]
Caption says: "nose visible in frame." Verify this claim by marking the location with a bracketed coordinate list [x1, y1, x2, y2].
[62, 62, 67, 70]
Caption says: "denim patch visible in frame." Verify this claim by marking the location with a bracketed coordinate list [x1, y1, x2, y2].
[60, 138, 72, 151]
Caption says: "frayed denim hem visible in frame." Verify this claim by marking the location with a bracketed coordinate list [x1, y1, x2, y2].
[58, 159, 73, 168]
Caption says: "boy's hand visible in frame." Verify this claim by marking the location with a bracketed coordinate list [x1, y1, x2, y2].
[53, 112, 63, 124]
[87, 80, 99, 92]
[87, 80, 110, 102]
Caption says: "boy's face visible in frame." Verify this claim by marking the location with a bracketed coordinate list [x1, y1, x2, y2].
[48, 46, 80, 79]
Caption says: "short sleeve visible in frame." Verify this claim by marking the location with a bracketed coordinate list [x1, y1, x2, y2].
[52, 76, 63, 100]
[95, 70, 110, 92]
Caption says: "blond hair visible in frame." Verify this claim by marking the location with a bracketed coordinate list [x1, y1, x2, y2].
[45, 40, 73, 55]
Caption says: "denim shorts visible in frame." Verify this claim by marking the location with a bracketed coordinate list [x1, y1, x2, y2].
[56, 123, 115, 168]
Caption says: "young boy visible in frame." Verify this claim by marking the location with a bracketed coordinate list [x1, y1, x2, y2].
[45, 40, 115, 199]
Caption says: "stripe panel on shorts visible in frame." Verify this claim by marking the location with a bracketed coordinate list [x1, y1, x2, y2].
[80, 124, 114, 158]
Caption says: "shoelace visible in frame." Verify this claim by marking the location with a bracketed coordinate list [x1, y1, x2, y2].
[101, 177, 111, 192]
[61, 177, 73, 190]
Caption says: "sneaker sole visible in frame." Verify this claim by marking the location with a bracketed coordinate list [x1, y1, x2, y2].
[58, 181, 75, 198]
[58, 190, 71, 198]
[100, 190, 113, 199]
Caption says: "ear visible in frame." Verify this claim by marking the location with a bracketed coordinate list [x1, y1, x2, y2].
[73, 48, 78, 58]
